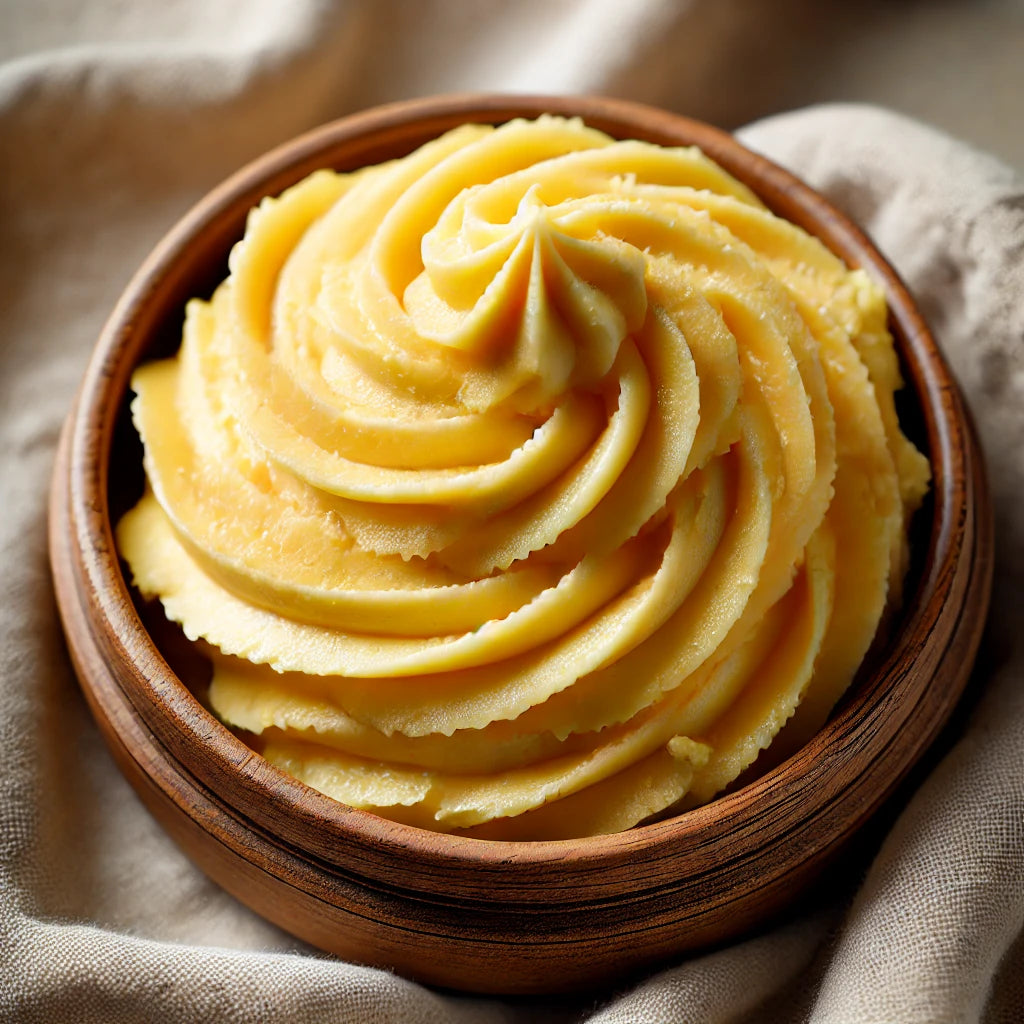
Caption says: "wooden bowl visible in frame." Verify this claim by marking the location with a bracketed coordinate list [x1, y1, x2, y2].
[49, 94, 993, 995]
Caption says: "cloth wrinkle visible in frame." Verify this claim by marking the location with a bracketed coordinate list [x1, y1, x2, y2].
[2, 5, 1023, 1023]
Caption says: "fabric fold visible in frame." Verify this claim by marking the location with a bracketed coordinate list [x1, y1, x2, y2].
[2, 2, 1022, 1020]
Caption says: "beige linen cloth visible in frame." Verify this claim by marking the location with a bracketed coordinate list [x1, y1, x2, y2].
[2, 2, 1023, 1021]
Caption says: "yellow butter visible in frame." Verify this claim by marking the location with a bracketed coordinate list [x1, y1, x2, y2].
[118, 116, 929, 839]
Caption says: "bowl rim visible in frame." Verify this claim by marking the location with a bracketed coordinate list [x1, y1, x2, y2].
[60, 93, 985, 887]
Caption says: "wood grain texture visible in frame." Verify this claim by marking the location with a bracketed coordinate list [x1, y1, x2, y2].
[48, 94, 993, 994]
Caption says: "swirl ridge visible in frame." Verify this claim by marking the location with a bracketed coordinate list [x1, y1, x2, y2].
[118, 116, 929, 839]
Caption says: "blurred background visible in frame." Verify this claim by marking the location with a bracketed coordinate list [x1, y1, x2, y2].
[3, 0, 1022, 170]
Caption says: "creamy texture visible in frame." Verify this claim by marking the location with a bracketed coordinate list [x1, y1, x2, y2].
[117, 116, 930, 839]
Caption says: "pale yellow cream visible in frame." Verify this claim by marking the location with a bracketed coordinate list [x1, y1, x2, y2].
[118, 116, 930, 839]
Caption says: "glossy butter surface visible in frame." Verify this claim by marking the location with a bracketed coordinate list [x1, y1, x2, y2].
[117, 116, 929, 839]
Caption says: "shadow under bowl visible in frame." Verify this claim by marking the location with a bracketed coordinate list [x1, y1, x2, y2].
[49, 93, 993, 996]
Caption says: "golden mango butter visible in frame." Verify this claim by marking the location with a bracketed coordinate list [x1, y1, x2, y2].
[117, 116, 930, 839]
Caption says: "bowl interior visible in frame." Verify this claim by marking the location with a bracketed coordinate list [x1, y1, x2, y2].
[63, 96, 985, 948]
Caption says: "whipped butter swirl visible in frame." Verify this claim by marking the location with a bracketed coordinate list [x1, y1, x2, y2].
[118, 116, 930, 839]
